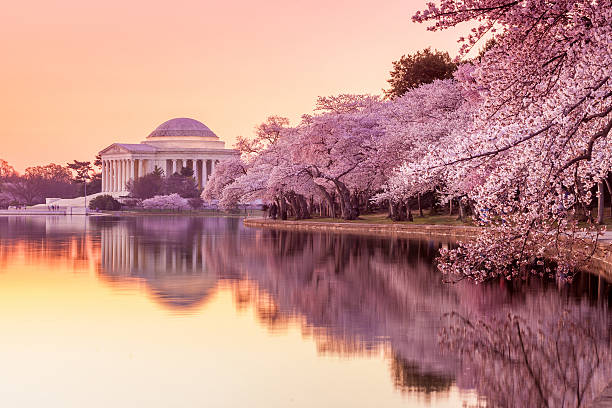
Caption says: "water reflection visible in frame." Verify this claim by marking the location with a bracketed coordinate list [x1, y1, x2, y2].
[97, 218, 234, 310]
[1, 215, 611, 407]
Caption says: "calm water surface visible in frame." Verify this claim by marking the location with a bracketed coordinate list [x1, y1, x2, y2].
[0, 216, 611, 407]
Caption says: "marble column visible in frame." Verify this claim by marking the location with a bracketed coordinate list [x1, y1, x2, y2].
[114, 160, 118, 192]
[117, 160, 121, 192]
[120, 160, 125, 192]
[203, 159, 208, 186]
[111, 161, 116, 192]
[123, 160, 128, 190]
[104, 160, 109, 192]
[101, 161, 106, 192]
[195, 160, 201, 188]
[120, 160, 125, 191]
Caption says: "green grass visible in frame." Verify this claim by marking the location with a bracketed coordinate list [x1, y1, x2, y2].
[296, 211, 473, 226]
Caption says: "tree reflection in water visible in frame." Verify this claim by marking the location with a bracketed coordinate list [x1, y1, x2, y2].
[441, 296, 612, 407]
[5, 215, 609, 404]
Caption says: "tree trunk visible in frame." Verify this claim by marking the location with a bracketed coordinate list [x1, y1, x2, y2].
[390, 200, 407, 222]
[417, 193, 423, 217]
[598, 181, 605, 224]
[298, 194, 310, 219]
[449, 199, 453, 216]
[314, 184, 336, 218]
[332, 179, 358, 220]
[458, 199, 465, 222]
[279, 195, 288, 220]
[604, 176, 612, 217]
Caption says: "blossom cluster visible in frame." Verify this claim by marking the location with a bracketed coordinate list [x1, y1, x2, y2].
[141, 193, 192, 210]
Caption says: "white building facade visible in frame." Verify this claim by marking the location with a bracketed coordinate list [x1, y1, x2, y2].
[99, 118, 238, 193]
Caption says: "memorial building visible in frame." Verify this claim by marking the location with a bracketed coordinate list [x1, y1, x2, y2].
[99, 117, 238, 193]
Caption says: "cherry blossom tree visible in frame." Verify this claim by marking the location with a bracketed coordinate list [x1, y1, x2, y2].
[406, 0, 612, 281]
[201, 156, 248, 203]
[374, 78, 475, 220]
[141, 193, 191, 210]
[290, 95, 385, 219]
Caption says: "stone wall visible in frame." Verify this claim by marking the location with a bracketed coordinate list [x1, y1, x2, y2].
[243, 218, 612, 282]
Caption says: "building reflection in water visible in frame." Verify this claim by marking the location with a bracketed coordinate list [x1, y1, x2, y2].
[57, 216, 612, 404]
[97, 216, 244, 311]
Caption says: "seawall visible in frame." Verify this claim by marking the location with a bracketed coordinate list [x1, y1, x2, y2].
[243, 218, 612, 282]
[244, 218, 480, 241]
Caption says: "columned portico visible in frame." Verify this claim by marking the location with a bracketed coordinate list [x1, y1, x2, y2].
[99, 118, 239, 194]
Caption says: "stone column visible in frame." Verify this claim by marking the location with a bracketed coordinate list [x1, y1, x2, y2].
[104, 160, 108, 192]
[121, 160, 125, 191]
[111, 160, 116, 192]
[202, 159, 208, 187]
[194, 160, 202, 188]
[123, 160, 128, 191]
[130, 159, 135, 182]
[120, 160, 125, 192]
[114, 160, 118, 192]
[117, 160, 121, 192]
[172, 159, 177, 175]
[101, 161, 106, 192]
[195, 160, 201, 188]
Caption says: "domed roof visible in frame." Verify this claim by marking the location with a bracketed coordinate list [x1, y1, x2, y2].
[147, 118, 218, 138]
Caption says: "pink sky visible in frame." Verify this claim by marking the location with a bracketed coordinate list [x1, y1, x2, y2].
[0, 0, 463, 172]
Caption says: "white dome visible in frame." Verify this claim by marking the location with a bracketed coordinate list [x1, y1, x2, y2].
[147, 118, 218, 139]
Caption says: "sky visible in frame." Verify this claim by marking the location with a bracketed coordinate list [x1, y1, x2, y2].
[0, 0, 464, 172]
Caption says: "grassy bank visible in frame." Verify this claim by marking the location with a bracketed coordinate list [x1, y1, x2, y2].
[284, 211, 473, 226]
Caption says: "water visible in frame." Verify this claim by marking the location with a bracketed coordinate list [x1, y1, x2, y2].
[0, 215, 610, 407]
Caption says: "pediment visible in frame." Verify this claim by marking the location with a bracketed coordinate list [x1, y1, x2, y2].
[99, 144, 129, 155]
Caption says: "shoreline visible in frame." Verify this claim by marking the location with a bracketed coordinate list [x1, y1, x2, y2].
[243, 217, 480, 241]
[244, 217, 612, 282]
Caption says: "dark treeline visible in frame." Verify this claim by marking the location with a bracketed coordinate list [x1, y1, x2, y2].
[0, 157, 101, 207]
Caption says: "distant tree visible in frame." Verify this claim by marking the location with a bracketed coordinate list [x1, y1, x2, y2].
[3, 163, 77, 205]
[127, 172, 163, 199]
[86, 172, 102, 195]
[0, 159, 17, 181]
[93, 154, 102, 169]
[384, 48, 457, 99]
[0, 193, 13, 209]
[67, 160, 92, 183]
[89, 194, 121, 211]
[67, 160, 94, 206]
[152, 166, 165, 177]
[5, 163, 78, 205]
[179, 167, 193, 178]
[163, 173, 199, 198]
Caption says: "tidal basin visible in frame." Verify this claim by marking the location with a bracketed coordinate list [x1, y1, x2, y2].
[0, 215, 610, 407]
